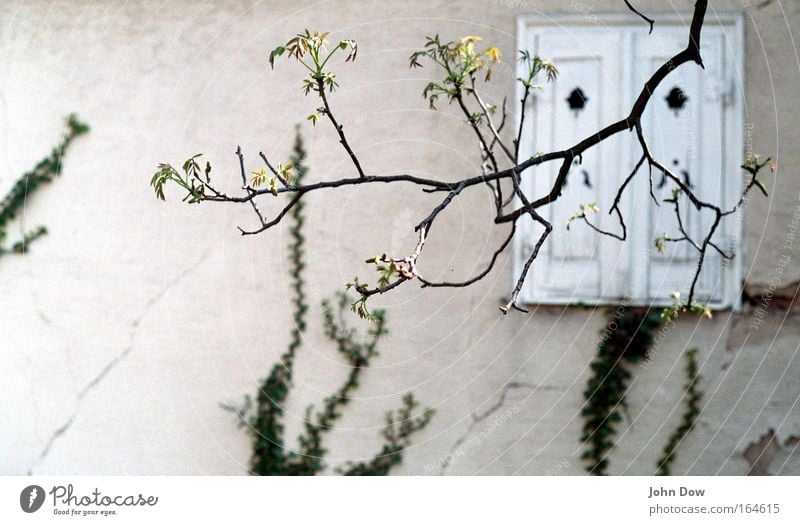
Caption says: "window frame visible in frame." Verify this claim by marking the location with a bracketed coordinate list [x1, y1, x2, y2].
[512, 12, 746, 310]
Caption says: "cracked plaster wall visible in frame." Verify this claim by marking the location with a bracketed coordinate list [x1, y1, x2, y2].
[1, 0, 798, 475]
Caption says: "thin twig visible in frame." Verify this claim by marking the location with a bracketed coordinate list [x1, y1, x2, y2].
[316, 76, 366, 178]
[624, 0, 655, 33]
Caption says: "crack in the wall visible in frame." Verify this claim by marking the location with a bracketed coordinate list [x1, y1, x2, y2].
[28, 249, 211, 474]
[438, 381, 562, 475]
[36, 309, 51, 326]
[20, 350, 44, 448]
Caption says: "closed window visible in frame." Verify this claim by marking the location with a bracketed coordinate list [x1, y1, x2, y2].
[514, 14, 745, 308]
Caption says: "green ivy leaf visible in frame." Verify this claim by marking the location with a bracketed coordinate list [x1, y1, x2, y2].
[269, 46, 286, 68]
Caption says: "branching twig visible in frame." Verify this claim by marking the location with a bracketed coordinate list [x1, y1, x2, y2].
[624, 0, 655, 33]
[315, 76, 366, 178]
[154, 1, 767, 315]
[419, 222, 516, 288]
[236, 146, 268, 228]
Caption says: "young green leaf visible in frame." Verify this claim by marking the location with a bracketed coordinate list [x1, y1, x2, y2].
[251, 167, 268, 188]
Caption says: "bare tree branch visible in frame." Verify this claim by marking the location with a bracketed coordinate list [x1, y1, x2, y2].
[624, 0, 655, 33]
[155, 1, 769, 316]
[236, 146, 268, 229]
[419, 222, 516, 288]
[315, 76, 366, 179]
[468, 76, 515, 164]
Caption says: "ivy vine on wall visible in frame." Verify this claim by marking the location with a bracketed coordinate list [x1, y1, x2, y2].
[581, 307, 663, 475]
[656, 348, 702, 476]
[581, 307, 704, 475]
[225, 131, 433, 475]
[0, 114, 89, 258]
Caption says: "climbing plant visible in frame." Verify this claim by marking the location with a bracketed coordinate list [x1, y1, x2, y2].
[581, 308, 707, 475]
[581, 306, 663, 475]
[225, 131, 433, 475]
[656, 347, 703, 475]
[0, 114, 89, 258]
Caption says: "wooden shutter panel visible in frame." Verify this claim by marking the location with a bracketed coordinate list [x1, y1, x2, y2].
[516, 15, 744, 308]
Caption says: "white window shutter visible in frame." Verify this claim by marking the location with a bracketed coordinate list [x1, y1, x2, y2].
[516, 15, 744, 308]
[633, 25, 739, 307]
[517, 27, 627, 304]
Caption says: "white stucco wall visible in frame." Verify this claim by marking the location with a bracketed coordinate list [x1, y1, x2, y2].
[1, 0, 798, 475]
